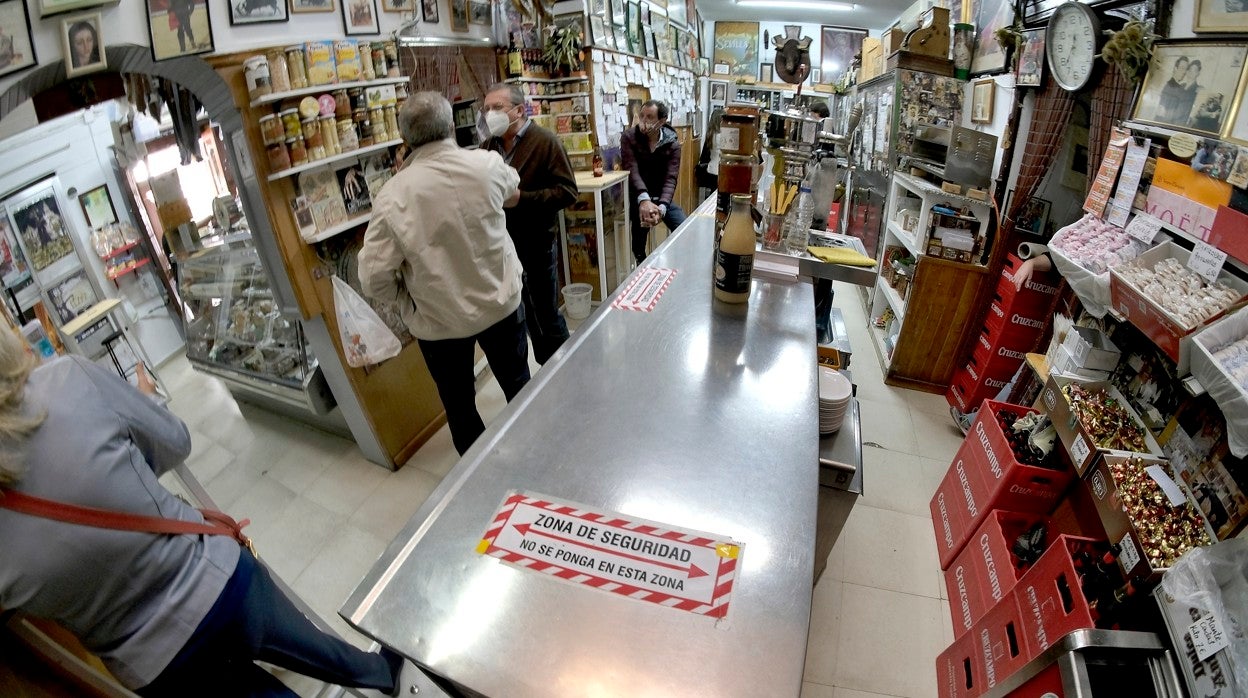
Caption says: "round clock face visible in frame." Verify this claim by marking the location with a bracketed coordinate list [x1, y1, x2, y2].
[1045, 2, 1100, 91]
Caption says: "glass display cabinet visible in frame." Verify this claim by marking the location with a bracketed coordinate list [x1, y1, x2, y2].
[559, 171, 631, 303]
[177, 233, 334, 414]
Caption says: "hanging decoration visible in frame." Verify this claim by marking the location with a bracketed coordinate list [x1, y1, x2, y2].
[1099, 20, 1156, 85]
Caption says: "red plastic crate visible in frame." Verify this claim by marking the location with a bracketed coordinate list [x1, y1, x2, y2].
[963, 401, 1075, 515]
[982, 301, 1046, 348]
[936, 632, 985, 698]
[967, 339, 1026, 384]
[933, 450, 986, 569]
[945, 556, 984, 639]
[1013, 535, 1104, 659]
[996, 253, 1061, 314]
[973, 324, 1035, 362]
[968, 510, 1053, 610]
[946, 366, 1010, 415]
[974, 592, 1033, 694]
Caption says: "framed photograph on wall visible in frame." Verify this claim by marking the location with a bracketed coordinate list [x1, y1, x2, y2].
[759, 62, 773, 83]
[449, 0, 467, 31]
[230, 0, 287, 24]
[971, 77, 996, 123]
[712, 21, 759, 81]
[468, 0, 489, 25]
[38, 0, 115, 18]
[971, 0, 1013, 74]
[78, 185, 117, 229]
[589, 15, 606, 46]
[342, 0, 379, 34]
[0, 0, 38, 79]
[62, 12, 106, 78]
[1194, 0, 1248, 33]
[146, 0, 215, 61]
[6, 184, 76, 276]
[1014, 195, 1051, 235]
[290, 0, 334, 13]
[0, 215, 30, 289]
[820, 26, 866, 86]
[46, 268, 98, 327]
[420, 0, 437, 21]
[1131, 41, 1248, 138]
[381, 0, 412, 12]
[1016, 28, 1045, 87]
[710, 79, 727, 104]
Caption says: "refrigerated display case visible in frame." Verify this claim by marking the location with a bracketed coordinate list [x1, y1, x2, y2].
[178, 233, 334, 415]
[559, 171, 631, 303]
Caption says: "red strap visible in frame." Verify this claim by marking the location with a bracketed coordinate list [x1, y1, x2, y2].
[0, 488, 252, 548]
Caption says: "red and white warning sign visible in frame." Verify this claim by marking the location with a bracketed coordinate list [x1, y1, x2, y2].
[477, 492, 741, 618]
[612, 267, 677, 312]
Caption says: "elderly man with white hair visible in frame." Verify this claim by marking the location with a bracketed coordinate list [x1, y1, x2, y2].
[359, 91, 531, 456]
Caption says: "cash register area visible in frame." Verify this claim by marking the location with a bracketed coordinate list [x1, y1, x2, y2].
[160, 282, 964, 698]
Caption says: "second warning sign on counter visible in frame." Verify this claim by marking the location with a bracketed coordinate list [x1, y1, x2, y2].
[476, 491, 742, 618]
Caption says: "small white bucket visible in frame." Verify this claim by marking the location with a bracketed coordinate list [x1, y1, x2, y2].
[561, 283, 593, 320]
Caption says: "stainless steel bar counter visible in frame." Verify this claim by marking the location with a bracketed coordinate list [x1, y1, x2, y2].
[342, 196, 820, 697]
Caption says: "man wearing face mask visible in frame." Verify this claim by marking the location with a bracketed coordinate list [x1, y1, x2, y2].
[480, 83, 579, 366]
[620, 100, 684, 266]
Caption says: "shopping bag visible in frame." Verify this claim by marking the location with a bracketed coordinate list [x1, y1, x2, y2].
[332, 275, 402, 367]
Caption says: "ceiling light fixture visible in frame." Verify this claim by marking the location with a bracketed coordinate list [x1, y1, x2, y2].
[734, 0, 856, 9]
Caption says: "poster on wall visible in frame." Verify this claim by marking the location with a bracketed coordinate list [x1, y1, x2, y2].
[1132, 42, 1248, 139]
[145, 0, 216, 61]
[0, 216, 29, 288]
[229, 0, 287, 24]
[1193, 0, 1248, 33]
[0, 0, 38, 78]
[712, 21, 759, 80]
[820, 26, 865, 85]
[7, 187, 75, 274]
[970, 0, 1013, 74]
[46, 269, 98, 326]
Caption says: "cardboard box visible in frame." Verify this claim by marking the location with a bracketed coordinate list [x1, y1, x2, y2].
[1050, 345, 1113, 382]
[1061, 326, 1121, 372]
[963, 400, 1075, 515]
[1013, 535, 1105, 658]
[1082, 454, 1215, 584]
[936, 632, 985, 698]
[1041, 375, 1165, 475]
[860, 38, 883, 82]
[1109, 241, 1248, 372]
[1207, 205, 1248, 267]
[1154, 585, 1241, 698]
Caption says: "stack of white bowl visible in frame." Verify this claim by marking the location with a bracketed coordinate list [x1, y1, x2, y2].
[818, 366, 852, 435]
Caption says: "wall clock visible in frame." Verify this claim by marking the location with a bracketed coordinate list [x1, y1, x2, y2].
[1045, 1, 1101, 92]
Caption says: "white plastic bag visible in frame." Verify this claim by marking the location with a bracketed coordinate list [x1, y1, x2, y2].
[1159, 539, 1248, 697]
[1191, 306, 1248, 458]
[332, 275, 401, 367]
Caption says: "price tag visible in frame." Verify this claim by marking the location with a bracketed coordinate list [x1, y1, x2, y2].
[1070, 434, 1091, 465]
[1125, 214, 1162, 243]
[1145, 465, 1189, 507]
[1117, 533, 1141, 574]
[719, 126, 740, 152]
[1189, 614, 1230, 662]
[1188, 240, 1228, 284]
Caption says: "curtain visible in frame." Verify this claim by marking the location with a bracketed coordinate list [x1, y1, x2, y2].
[1085, 62, 1135, 198]
[1002, 79, 1074, 246]
[399, 46, 498, 103]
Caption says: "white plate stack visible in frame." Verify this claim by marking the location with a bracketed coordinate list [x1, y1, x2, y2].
[818, 366, 852, 435]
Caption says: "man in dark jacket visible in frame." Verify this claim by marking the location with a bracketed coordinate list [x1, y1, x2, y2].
[482, 82, 579, 365]
[620, 100, 685, 265]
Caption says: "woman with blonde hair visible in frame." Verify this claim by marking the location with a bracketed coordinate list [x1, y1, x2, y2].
[0, 327, 406, 696]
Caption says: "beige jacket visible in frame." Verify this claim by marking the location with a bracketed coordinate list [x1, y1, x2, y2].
[358, 138, 523, 341]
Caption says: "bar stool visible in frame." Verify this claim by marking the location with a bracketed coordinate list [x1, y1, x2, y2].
[94, 329, 129, 381]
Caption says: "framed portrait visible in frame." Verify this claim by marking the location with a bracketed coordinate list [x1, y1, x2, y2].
[712, 21, 759, 80]
[231, 0, 287, 24]
[589, 15, 606, 47]
[642, 26, 655, 59]
[342, 0, 380, 34]
[1016, 28, 1045, 87]
[46, 269, 98, 327]
[449, 0, 467, 31]
[971, 0, 1013, 75]
[608, 0, 623, 24]
[760, 62, 773, 83]
[420, 0, 436, 21]
[78, 185, 117, 229]
[0, 0, 38, 79]
[1013, 195, 1051, 235]
[1131, 41, 1248, 139]
[1194, 0, 1248, 33]
[468, 0, 489, 25]
[381, 0, 412, 11]
[709, 79, 727, 104]
[588, 0, 605, 16]
[666, 0, 684, 27]
[971, 77, 996, 123]
[0, 215, 29, 289]
[289, 0, 334, 13]
[62, 13, 106, 78]
[7, 187, 75, 275]
[146, 0, 215, 61]
[639, 2, 649, 27]
[820, 26, 866, 86]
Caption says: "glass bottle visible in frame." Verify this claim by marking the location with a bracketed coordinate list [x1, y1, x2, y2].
[592, 150, 604, 177]
[714, 194, 755, 304]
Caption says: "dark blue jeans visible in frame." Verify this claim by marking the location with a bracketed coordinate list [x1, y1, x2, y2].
[631, 203, 687, 265]
[418, 305, 531, 455]
[138, 549, 394, 697]
[517, 238, 570, 365]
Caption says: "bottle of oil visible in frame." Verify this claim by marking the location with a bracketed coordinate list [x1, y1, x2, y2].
[714, 194, 755, 304]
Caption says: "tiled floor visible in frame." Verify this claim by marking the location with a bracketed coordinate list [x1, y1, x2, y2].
[158, 281, 961, 698]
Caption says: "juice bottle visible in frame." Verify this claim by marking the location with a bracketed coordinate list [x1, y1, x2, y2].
[714, 194, 755, 304]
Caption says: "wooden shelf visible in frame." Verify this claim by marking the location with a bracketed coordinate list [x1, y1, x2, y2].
[249, 77, 409, 109]
[530, 92, 590, 100]
[304, 212, 371, 244]
[99, 240, 140, 261]
[267, 139, 402, 181]
[505, 76, 588, 83]
[875, 276, 906, 321]
[107, 257, 151, 281]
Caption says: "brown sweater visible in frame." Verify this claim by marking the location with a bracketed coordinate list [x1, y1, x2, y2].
[484, 121, 579, 256]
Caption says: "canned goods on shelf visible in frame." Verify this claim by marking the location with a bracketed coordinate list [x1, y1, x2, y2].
[259, 114, 285, 145]
[383, 106, 398, 142]
[308, 145, 326, 161]
[279, 109, 302, 139]
[286, 136, 308, 167]
[369, 107, 386, 140]
[383, 41, 399, 77]
[243, 55, 271, 100]
[333, 89, 351, 118]
[348, 88, 366, 112]
[267, 141, 291, 172]
[360, 50, 376, 81]
[284, 46, 308, 89]
[266, 49, 291, 93]
[337, 119, 359, 151]
[372, 44, 387, 80]
[319, 115, 340, 155]
[301, 117, 323, 151]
